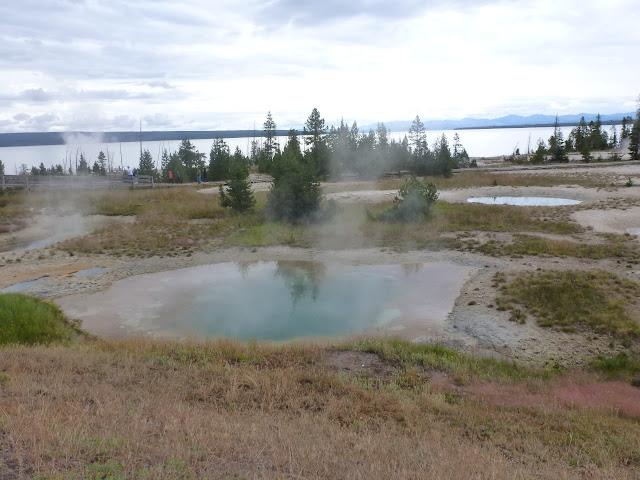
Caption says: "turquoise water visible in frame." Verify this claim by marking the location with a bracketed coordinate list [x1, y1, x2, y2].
[57, 261, 471, 340]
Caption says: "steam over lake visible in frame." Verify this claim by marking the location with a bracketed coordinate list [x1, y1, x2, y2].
[1, 125, 619, 174]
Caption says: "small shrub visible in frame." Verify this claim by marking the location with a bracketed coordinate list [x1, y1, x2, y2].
[219, 157, 256, 212]
[378, 176, 438, 222]
[509, 309, 526, 324]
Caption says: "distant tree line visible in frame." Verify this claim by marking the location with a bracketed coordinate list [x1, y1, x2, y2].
[252, 109, 472, 181]
[150, 108, 474, 186]
[507, 97, 640, 164]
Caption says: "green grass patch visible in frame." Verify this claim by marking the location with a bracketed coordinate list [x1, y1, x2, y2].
[496, 270, 640, 339]
[590, 351, 640, 378]
[0, 293, 82, 345]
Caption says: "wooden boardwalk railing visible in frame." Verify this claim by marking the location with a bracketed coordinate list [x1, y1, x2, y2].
[1, 174, 154, 192]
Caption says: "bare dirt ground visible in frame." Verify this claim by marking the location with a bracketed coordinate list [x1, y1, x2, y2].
[2, 161, 640, 367]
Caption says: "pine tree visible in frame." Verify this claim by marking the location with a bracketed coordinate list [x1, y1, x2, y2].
[209, 138, 231, 181]
[408, 115, 427, 158]
[219, 156, 256, 212]
[531, 139, 547, 164]
[0, 159, 6, 176]
[548, 115, 568, 162]
[263, 111, 279, 160]
[138, 149, 155, 176]
[434, 134, 454, 176]
[178, 139, 205, 181]
[630, 121, 640, 160]
[266, 129, 322, 222]
[304, 108, 331, 179]
[161, 149, 183, 182]
[77, 154, 89, 174]
[622, 117, 629, 139]
[98, 151, 107, 174]
[629, 95, 640, 160]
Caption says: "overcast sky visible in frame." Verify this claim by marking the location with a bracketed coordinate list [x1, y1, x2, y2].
[1, 0, 639, 133]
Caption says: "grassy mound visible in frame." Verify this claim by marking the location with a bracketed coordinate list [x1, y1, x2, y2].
[0, 293, 81, 345]
[496, 270, 640, 339]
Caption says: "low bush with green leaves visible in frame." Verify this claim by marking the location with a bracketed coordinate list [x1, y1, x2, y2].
[377, 176, 439, 222]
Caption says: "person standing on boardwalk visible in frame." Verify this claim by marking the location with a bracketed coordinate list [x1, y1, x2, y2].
[197, 169, 202, 184]
[168, 170, 173, 183]
[176, 170, 182, 184]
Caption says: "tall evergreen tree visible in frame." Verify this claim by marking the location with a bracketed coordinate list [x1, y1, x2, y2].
[209, 138, 232, 181]
[434, 134, 454, 176]
[548, 115, 568, 162]
[304, 107, 331, 179]
[609, 126, 619, 149]
[630, 121, 640, 160]
[178, 139, 205, 181]
[589, 113, 608, 150]
[97, 151, 107, 174]
[161, 148, 184, 182]
[629, 95, 640, 160]
[219, 155, 256, 212]
[267, 129, 322, 222]
[408, 115, 427, 158]
[77, 154, 89, 174]
[263, 111, 279, 161]
[138, 149, 155, 176]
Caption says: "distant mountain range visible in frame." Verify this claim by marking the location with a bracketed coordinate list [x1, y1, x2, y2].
[363, 113, 635, 133]
[0, 113, 635, 148]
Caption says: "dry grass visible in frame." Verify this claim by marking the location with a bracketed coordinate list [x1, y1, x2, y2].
[427, 171, 607, 189]
[1, 339, 639, 479]
[495, 270, 640, 340]
[475, 233, 640, 261]
[60, 188, 262, 257]
[322, 171, 605, 194]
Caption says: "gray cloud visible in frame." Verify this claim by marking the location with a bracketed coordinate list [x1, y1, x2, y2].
[10, 113, 61, 131]
[0, 0, 638, 133]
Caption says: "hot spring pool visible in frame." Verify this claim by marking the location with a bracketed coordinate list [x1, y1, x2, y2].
[56, 261, 471, 340]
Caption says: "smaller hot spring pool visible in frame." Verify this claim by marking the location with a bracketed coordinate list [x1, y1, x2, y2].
[467, 196, 582, 207]
[1, 277, 47, 293]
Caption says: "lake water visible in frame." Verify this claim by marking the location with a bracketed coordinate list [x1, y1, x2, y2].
[55, 260, 471, 340]
[0, 125, 621, 174]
